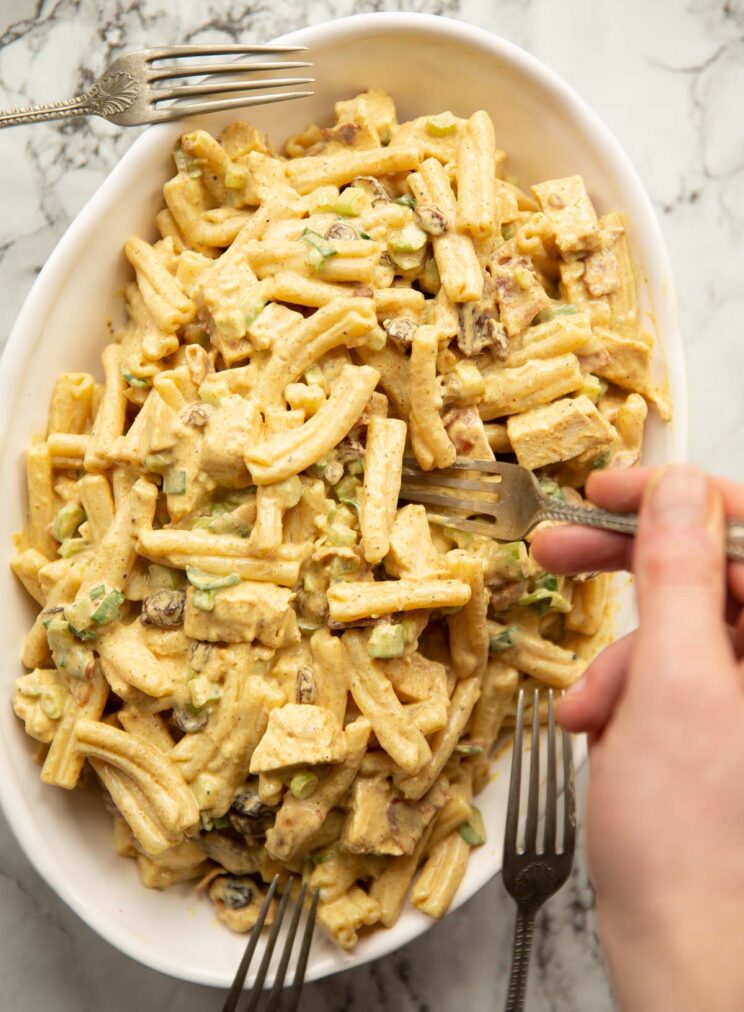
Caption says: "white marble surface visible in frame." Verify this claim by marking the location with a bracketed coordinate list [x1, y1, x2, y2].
[1, 0, 742, 1009]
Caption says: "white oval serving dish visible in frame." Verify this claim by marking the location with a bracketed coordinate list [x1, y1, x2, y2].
[0, 11, 686, 989]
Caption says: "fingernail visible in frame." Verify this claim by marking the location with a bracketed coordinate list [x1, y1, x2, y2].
[563, 675, 585, 698]
[646, 465, 710, 527]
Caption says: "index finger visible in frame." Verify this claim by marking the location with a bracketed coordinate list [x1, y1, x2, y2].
[587, 467, 744, 601]
[532, 467, 744, 602]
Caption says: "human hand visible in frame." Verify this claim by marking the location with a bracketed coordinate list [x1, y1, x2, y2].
[532, 465, 744, 1012]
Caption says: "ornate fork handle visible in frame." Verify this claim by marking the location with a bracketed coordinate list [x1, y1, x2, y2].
[0, 71, 139, 128]
[0, 94, 94, 127]
[505, 904, 536, 1012]
[540, 501, 744, 562]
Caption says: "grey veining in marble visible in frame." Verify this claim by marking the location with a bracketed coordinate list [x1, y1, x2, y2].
[1, 0, 742, 1009]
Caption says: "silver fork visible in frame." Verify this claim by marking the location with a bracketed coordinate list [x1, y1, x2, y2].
[502, 688, 576, 1012]
[220, 875, 319, 1012]
[400, 457, 744, 561]
[0, 44, 314, 129]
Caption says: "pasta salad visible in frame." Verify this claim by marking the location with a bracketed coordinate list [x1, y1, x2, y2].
[11, 90, 667, 949]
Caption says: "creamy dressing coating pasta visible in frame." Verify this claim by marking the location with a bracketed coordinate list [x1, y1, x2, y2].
[11, 91, 664, 949]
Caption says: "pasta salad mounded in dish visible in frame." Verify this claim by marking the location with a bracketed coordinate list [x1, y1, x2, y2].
[11, 90, 668, 949]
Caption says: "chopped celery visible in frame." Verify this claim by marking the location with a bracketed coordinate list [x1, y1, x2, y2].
[143, 452, 172, 474]
[538, 477, 565, 502]
[364, 328, 387, 351]
[303, 364, 325, 387]
[334, 474, 361, 508]
[579, 373, 608, 403]
[367, 622, 407, 659]
[172, 148, 201, 177]
[387, 223, 427, 254]
[328, 555, 359, 582]
[224, 167, 247, 190]
[346, 459, 364, 477]
[89, 584, 106, 601]
[309, 850, 334, 866]
[148, 564, 183, 590]
[395, 194, 416, 209]
[273, 475, 303, 509]
[189, 674, 222, 708]
[186, 567, 241, 591]
[488, 624, 520, 652]
[519, 573, 571, 615]
[192, 588, 215, 612]
[458, 807, 486, 846]
[163, 469, 187, 495]
[299, 228, 337, 272]
[493, 541, 529, 581]
[45, 618, 95, 680]
[328, 523, 357, 548]
[297, 617, 322, 634]
[332, 186, 366, 216]
[552, 303, 578, 316]
[290, 771, 319, 799]
[65, 595, 97, 637]
[42, 693, 65, 720]
[591, 449, 611, 470]
[454, 743, 484, 756]
[243, 299, 266, 330]
[52, 502, 85, 542]
[501, 222, 517, 241]
[425, 112, 457, 136]
[120, 367, 149, 388]
[58, 537, 90, 558]
[92, 589, 125, 625]
[213, 309, 245, 342]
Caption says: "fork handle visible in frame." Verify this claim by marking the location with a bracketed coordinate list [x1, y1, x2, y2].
[541, 501, 744, 562]
[505, 905, 536, 1012]
[0, 95, 93, 127]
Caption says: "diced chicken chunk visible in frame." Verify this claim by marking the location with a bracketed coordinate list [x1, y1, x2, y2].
[249, 703, 348, 773]
[184, 581, 295, 647]
[532, 175, 602, 256]
[342, 776, 446, 856]
[583, 246, 619, 297]
[489, 245, 551, 337]
[507, 395, 617, 470]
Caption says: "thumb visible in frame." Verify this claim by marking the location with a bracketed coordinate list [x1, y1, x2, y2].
[632, 465, 732, 685]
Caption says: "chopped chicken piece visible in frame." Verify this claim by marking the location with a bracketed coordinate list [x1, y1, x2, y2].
[489, 243, 551, 337]
[184, 581, 296, 647]
[507, 395, 617, 470]
[532, 175, 602, 256]
[249, 703, 348, 773]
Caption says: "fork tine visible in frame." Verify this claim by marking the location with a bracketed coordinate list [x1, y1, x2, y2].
[285, 889, 320, 1012]
[425, 513, 500, 538]
[401, 472, 504, 495]
[221, 875, 279, 1012]
[264, 883, 308, 1012]
[149, 60, 313, 81]
[562, 719, 577, 856]
[244, 885, 292, 1012]
[524, 688, 541, 851]
[504, 688, 525, 851]
[152, 77, 314, 103]
[145, 44, 308, 61]
[398, 485, 501, 518]
[154, 91, 314, 123]
[403, 456, 510, 475]
[543, 689, 557, 853]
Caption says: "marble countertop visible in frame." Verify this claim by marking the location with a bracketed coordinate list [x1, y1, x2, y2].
[1, 0, 742, 1009]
